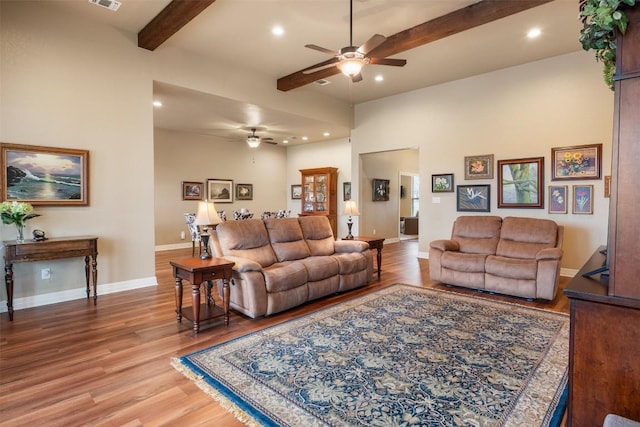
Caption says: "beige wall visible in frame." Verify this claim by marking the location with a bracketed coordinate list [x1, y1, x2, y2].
[154, 129, 288, 247]
[351, 51, 614, 269]
[400, 175, 414, 218]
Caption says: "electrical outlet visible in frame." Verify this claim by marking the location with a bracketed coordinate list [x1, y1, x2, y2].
[180, 231, 186, 240]
[41, 268, 51, 280]
[372, 229, 376, 235]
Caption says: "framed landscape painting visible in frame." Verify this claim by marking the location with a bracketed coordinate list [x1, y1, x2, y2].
[182, 181, 203, 201]
[291, 185, 302, 200]
[207, 179, 233, 203]
[1, 142, 89, 206]
[457, 184, 490, 212]
[236, 183, 253, 201]
[497, 157, 544, 209]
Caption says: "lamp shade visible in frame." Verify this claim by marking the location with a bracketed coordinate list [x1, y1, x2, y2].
[194, 200, 222, 226]
[342, 200, 360, 216]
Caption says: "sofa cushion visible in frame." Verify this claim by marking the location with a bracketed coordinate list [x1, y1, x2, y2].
[496, 217, 558, 259]
[216, 219, 277, 267]
[485, 255, 537, 280]
[265, 218, 311, 262]
[301, 256, 339, 282]
[441, 252, 488, 273]
[262, 262, 308, 293]
[452, 216, 502, 255]
[333, 252, 368, 274]
[299, 216, 335, 256]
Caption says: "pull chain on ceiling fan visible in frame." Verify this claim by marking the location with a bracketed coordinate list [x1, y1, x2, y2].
[301, 0, 407, 83]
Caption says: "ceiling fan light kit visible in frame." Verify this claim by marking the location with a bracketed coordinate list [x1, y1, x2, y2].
[247, 128, 261, 148]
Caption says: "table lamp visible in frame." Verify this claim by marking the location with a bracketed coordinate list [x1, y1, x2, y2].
[342, 200, 360, 240]
[194, 200, 222, 259]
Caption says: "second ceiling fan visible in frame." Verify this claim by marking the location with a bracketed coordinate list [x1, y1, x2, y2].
[300, 0, 407, 83]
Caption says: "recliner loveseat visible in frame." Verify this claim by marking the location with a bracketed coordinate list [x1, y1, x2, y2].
[211, 216, 374, 318]
[429, 215, 564, 300]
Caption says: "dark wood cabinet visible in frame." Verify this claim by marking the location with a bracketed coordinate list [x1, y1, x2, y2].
[299, 167, 338, 237]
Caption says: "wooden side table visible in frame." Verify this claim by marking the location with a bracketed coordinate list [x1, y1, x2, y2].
[348, 236, 384, 279]
[170, 257, 234, 334]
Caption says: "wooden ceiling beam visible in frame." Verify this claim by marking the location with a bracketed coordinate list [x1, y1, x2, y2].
[277, 0, 554, 92]
[138, 0, 217, 51]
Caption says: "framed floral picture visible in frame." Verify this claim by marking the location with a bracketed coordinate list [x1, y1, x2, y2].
[464, 154, 494, 180]
[456, 184, 490, 212]
[372, 179, 390, 201]
[207, 179, 233, 203]
[432, 173, 454, 193]
[343, 182, 352, 201]
[497, 157, 544, 209]
[182, 181, 203, 201]
[551, 144, 602, 180]
[548, 185, 568, 214]
[236, 183, 253, 200]
[573, 185, 594, 214]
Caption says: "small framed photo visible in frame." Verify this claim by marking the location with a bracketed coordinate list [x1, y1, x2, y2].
[207, 179, 233, 203]
[464, 154, 494, 180]
[1, 142, 90, 206]
[236, 183, 253, 201]
[291, 184, 302, 200]
[432, 173, 454, 193]
[457, 184, 490, 212]
[372, 179, 390, 201]
[343, 182, 352, 201]
[182, 181, 203, 201]
[604, 175, 611, 198]
[548, 185, 568, 214]
[573, 184, 594, 214]
[497, 157, 544, 209]
[551, 144, 602, 180]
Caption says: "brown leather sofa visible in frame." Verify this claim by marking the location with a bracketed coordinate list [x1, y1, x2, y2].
[429, 215, 564, 300]
[211, 216, 373, 318]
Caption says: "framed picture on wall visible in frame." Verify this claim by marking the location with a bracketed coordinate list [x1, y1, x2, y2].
[432, 173, 454, 192]
[291, 184, 302, 199]
[548, 185, 568, 214]
[1, 142, 90, 206]
[456, 184, 490, 212]
[182, 181, 203, 200]
[551, 144, 602, 180]
[207, 179, 233, 203]
[464, 154, 494, 180]
[236, 183, 253, 200]
[372, 179, 390, 201]
[343, 182, 352, 201]
[497, 157, 544, 209]
[573, 184, 594, 214]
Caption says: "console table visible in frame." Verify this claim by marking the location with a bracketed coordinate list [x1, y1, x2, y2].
[171, 257, 234, 334]
[3, 236, 99, 321]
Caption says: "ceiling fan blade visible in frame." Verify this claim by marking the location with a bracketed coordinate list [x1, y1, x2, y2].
[305, 44, 339, 56]
[369, 57, 407, 67]
[357, 34, 386, 55]
[302, 57, 341, 74]
[351, 73, 363, 83]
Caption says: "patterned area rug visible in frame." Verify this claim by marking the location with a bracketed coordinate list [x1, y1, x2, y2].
[172, 284, 568, 427]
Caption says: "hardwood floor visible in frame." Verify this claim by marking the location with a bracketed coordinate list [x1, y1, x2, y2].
[0, 240, 570, 426]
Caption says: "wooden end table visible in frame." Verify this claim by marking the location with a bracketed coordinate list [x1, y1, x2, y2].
[170, 257, 234, 334]
[346, 236, 384, 279]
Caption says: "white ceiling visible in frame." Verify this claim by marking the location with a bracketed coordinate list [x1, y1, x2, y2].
[49, 0, 584, 145]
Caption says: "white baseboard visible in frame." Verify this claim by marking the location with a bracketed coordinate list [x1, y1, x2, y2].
[0, 276, 157, 313]
[155, 242, 192, 252]
[560, 268, 578, 278]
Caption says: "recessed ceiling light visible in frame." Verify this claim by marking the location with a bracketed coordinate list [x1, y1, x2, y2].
[282, 140, 289, 144]
[527, 28, 542, 39]
[302, 136, 308, 141]
[272, 26, 284, 36]
[323, 132, 330, 137]
[152, 101, 162, 107]
[374, 75, 384, 82]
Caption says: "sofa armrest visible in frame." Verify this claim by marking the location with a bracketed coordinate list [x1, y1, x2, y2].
[334, 240, 369, 253]
[536, 247, 563, 261]
[221, 255, 263, 273]
[430, 239, 460, 252]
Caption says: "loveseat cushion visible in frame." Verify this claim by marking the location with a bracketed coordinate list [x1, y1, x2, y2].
[485, 255, 537, 280]
[215, 219, 278, 267]
[452, 216, 502, 254]
[262, 262, 308, 293]
[299, 216, 335, 256]
[265, 218, 311, 262]
[496, 217, 558, 259]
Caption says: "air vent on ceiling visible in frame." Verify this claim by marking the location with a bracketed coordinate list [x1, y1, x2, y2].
[88, 0, 121, 11]
[315, 79, 331, 86]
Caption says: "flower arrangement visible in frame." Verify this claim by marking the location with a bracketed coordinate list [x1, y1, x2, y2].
[0, 201, 40, 242]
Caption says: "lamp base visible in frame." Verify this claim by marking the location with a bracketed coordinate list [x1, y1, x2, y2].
[344, 219, 354, 240]
[200, 233, 212, 259]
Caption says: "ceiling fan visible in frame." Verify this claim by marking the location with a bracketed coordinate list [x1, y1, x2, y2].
[246, 128, 276, 148]
[300, 0, 407, 83]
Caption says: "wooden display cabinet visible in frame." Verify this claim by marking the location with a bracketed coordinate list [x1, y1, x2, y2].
[299, 167, 338, 237]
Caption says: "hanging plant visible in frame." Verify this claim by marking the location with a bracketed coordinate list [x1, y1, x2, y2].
[579, 0, 636, 90]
